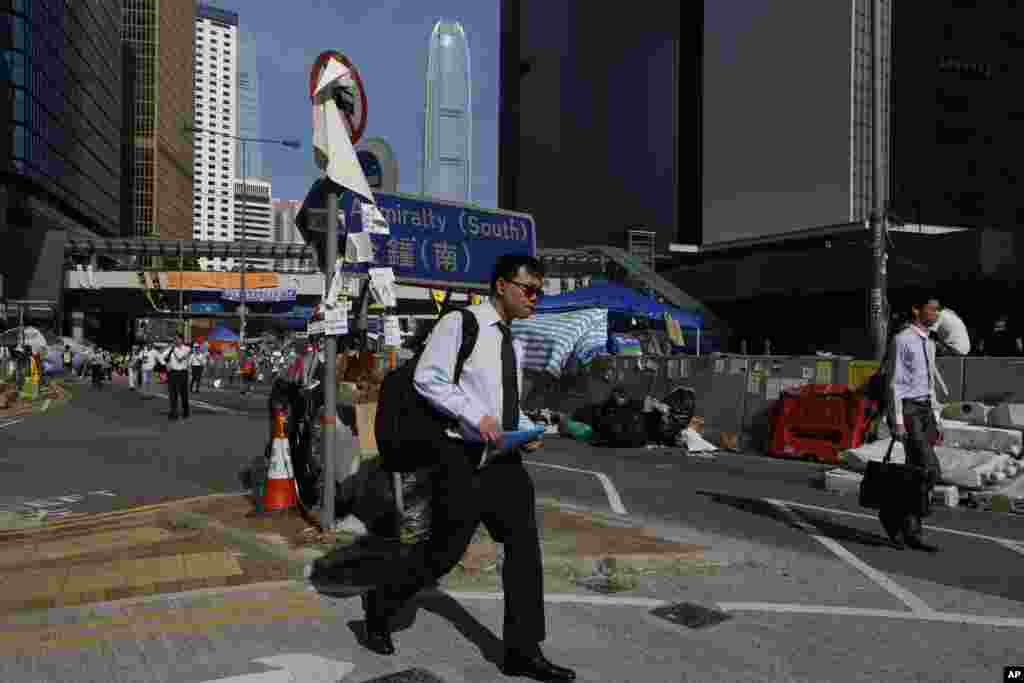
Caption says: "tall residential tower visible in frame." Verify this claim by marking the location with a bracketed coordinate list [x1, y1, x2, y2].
[192, 4, 238, 270]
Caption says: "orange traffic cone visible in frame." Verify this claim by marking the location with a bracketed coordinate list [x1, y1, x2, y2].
[262, 407, 298, 513]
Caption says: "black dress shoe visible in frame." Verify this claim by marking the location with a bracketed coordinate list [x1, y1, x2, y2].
[361, 591, 396, 655]
[362, 623, 395, 655]
[904, 536, 939, 553]
[502, 651, 576, 682]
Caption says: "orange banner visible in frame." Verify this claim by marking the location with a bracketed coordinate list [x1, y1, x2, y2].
[164, 272, 280, 290]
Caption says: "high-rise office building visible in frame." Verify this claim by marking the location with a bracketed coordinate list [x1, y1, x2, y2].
[236, 30, 263, 180]
[192, 4, 238, 270]
[421, 19, 472, 202]
[499, 1, 680, 252]
[234, 178, 272, 271]
[123, 0, 195, 242]
[1, 0, 124, 303]
[272, 199, 313, 272]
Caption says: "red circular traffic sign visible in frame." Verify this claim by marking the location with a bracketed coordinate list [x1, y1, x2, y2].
[309, 51, 368, 145]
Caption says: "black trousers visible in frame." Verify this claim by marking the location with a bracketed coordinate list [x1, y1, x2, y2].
[880, 399, 942, 539]
[190, 366, 204, 392]
[370, 438, 546, 653]
[168, 370, 190, 419]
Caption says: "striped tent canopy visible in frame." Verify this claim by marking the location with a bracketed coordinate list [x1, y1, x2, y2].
[511, 308, 608, 378]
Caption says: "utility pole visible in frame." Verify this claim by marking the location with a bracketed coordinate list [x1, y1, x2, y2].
[320, 191, 339, 531]
[870, 0, 889, 360]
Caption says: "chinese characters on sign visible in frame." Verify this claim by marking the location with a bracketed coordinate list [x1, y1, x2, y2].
[433, 241, 458, 272]
[385, 238, 417, 269]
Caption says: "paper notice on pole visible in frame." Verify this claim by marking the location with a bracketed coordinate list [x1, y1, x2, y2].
[802, 366, 814, 380]
[766, 377, 783, 401]
[324, 260, 344, 305]
[382, 315, 402, 347]
[368, 267, 397, 307]
[714, 358, 725, 374]
[360, 201, 390, 235]
[323, 307, 349, 336]
[346, 232, 374, 263]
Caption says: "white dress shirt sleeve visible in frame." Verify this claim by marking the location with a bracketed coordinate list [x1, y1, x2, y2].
[414, 313, 487, 432]
[887, 336, 906, 426]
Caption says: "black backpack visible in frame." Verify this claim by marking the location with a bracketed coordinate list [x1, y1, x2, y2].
[375, 309, 479, 472]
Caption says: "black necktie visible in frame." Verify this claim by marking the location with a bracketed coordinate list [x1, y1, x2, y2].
[498, 323, 519, 432]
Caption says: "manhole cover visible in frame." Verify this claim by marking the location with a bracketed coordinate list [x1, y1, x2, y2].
[361, 669, 447, 682]
[651, 602, 732, 629]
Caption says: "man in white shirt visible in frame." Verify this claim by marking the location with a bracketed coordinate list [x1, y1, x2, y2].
[140, 344, 158, 390]
[882, 294, 943, 553]
[359, 255, 575, 682]
[189, 343, 207, 393]
[163, 335, 192, 420]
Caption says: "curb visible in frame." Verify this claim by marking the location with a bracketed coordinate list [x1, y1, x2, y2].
[0, 492, 247, 539]
[168, 509, 316, 580]
[167, 497, 712, 588]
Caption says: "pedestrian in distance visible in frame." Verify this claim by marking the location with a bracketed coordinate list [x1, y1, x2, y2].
[358, 254, 576, 682]
[141, 344, 158, 392]
[985, 314, 1022, 357]
[189, 343, 207, 394]
[62, 345, 72, 374]
[881, 294, 944, 553]
[163, 335, 192, 421]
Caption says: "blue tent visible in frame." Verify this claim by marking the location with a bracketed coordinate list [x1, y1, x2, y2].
[535, 284, 704, 329]
[208, 325, 240, 342]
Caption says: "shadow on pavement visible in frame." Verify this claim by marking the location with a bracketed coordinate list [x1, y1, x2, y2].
[343, 591, 504, 667]
[696, 489, 894, 549]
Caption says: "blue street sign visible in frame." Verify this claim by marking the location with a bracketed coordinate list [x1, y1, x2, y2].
[336, 191, 537, 290]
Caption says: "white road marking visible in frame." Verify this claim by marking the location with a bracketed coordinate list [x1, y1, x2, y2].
[769, 497, 1024, 547]
[719, 602, 1024, 629]
[140, 390, 238, 414]
[0, 418, 24, 429]
[765, 499, 935, 615]
[444, 590, 666, 608]
[200, 653, 354, 683]
[525, 460, 628, 515]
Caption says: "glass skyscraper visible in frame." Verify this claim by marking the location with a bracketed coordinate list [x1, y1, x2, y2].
[421, 19, 472, 202]
[0, 0, 125, 304]
[236, 29, 262, 180]
[3, 0, 123, 235]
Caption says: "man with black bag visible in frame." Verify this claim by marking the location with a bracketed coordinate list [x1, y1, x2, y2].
[359, 255, 575, 682]
[874, 295, 943, 552]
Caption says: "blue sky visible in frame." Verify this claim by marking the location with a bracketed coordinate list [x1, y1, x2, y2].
[206, 0, 500, 207]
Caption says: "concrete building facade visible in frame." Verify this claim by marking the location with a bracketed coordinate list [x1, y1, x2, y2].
[191, 4, 238, 270]
[234, 177, 272, 271]
[123, 0, 195, 242]
[272, 199, 313, 272]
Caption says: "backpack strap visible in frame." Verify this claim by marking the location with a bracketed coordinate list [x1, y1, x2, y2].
[453, 309, 479, 384]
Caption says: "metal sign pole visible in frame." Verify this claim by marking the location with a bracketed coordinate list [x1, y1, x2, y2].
[321, 191, 339, 531]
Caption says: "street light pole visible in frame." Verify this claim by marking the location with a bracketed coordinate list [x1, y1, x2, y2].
[870, 0, 889, 360]
[181, 124, 300, 357]
[240, 139, 247, 350]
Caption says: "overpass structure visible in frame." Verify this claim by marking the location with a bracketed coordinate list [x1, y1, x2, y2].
[58, 237, 722, 346]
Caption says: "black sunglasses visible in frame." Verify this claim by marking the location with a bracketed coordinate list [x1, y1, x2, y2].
[504, 280, 544, 300]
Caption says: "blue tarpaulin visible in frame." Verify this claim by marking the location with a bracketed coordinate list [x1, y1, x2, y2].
[207, 325, 240, 342]
[534, 284, 704, 329]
